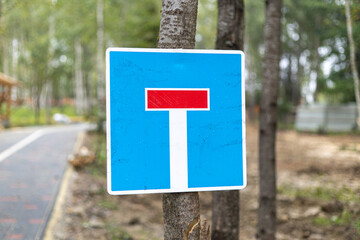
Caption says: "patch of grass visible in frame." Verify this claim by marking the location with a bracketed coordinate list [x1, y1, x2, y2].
[313, 211, 352, 226]
[87, 131, 107, 178]
[98, 199, 118, 210]
[105, 224, 133, 240]
[278, 185, 360, 203]
[356, 218, 360, 234]
[11, 106, 42, 126]
[10, 105, 82, 127]
[339, 143, 360, 153]
[313, 217, 332, 226]
[331, 211, 352, 225]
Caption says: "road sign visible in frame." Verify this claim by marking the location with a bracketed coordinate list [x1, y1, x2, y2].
[106, 48, 246, 195]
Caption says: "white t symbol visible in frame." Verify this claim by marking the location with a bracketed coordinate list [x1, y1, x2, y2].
[145, 88, 210, 190]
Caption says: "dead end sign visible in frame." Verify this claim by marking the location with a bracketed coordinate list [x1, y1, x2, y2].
[106, 48, 246, 195]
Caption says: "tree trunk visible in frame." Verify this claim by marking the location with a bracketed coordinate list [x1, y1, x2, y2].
[97, 0, 105, 131]
[44, 82, 53, 124]
[158, 1, 200, 239]
[158, 0, 198, 49]
[11, 39, 19, 103]
[46, 11, 55, 124]
[345, 0, 360, 127]
[163, 193, 201, 240]
[212, 191, 239, 240]
[211, 1, 244, 240]
[312, 28, 321, 103]
[294, 53, 302, 106]
[34, 85, 42, 124]
[257, 0, 282, 240]
[3, 39, 9, 75]
[1, 0, 9, 76]
[75, 39, 85, 115]
[215, 0, 244, 50]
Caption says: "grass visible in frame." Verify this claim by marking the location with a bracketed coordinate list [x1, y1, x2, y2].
[314, 211, 352, 226]
[313, 210, 357, 230]
[87, 131, 107, 178]
[278, 185, 360, 203]
[356, 218, 360, 234]
[10, 105, 83, 127]
[279, 184, 360, 234]
[98, 199, 118, 210]
[105, 224, 133, 240]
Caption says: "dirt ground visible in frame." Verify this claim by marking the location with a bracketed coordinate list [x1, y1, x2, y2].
[52, 124, 360, 240]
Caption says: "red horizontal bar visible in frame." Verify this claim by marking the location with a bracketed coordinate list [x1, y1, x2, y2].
[147, 89, 208, 109]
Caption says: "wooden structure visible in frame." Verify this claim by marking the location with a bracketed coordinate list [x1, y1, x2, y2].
[0, 72, 20, 127]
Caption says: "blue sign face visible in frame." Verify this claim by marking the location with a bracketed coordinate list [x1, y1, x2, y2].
[106, 48, 246, 195]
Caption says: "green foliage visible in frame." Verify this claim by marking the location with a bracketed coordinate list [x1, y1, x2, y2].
[243, 0, 360, 111]
[2, 0, 360, 127]
[196, 0, 217, 49]
[115, 0, 161, 48]
[1, 0, 162, 126]
[244, 0, 265, 87]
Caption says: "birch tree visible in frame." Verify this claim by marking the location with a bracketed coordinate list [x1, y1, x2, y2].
[75, 39, 85, 115]
[45, 2, 55, 124]
[211, 1, 244, 239]
[257, 0, 282, 239]
[97, 0, 105, 131]
[158, 1, 201, 239]
[345, 0, 360, 127]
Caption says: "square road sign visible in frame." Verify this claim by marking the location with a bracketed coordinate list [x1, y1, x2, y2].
[106, 48, 246, 195]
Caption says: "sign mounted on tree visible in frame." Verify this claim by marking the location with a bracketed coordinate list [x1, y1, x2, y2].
[106, 48, 246, 195]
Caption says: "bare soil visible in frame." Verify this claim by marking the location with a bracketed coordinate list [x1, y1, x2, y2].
[52, 124, 360, 240]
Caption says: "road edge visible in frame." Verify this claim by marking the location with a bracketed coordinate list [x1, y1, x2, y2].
[42, 131, 86, 240]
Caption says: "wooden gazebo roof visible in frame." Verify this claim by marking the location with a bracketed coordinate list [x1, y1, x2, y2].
[0, 72, 20, 86]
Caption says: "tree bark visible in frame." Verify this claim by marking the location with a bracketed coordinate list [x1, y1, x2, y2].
[215, 0, 244, 50]
[211, 1, 244, 240]
[163, 193, 201, 240]
[97, 0, 105, 131]
[158, 1, 200, 239]
[75, 39, 85, 115]
[3, 39, 9, 75]
[212, 191, 239, 240]
[45, 10, 55, 124]
[44, 82, 53, 124]
[158, 0, 198, 49]
[257, 0, 282, 240]
[345, 0, 360, 127]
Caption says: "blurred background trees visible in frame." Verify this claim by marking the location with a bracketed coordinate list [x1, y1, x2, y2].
[0, 0, 161, 125]
[0, 0, 359, 127]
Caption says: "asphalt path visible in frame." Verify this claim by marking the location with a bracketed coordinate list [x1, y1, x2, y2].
[0, 123, 92, 240]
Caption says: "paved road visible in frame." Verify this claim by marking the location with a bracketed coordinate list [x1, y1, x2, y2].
[0, 123, 92, 240]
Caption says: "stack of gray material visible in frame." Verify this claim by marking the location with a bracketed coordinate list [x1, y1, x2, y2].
[295, 103, 357, 132]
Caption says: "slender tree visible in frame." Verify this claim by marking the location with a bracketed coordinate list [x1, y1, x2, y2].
[257, 0, 282, 240]
[75, 39, 85, 115]
[211, 0, 244, 240]
[45, 2, 55, 124]
[345, 0, 360, 127]
[97, 0, 105, 131]
[158, 0, 201, 239]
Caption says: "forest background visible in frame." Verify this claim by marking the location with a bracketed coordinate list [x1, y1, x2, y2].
[1, 0, 359, 126]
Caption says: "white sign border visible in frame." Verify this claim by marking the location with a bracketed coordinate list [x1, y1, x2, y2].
[106, 47, 246, 195]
